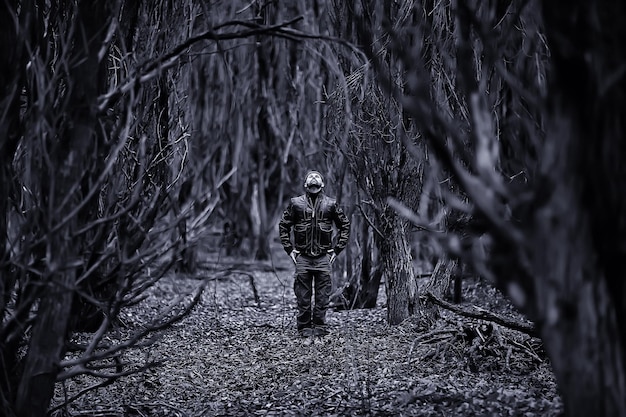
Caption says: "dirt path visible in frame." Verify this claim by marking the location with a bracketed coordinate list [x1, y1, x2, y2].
[53, 249, 563, 416]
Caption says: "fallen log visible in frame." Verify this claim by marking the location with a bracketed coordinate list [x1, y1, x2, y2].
[426, 292, 538, 337]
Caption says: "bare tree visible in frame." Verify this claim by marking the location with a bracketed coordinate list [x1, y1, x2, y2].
[182, 1, 343, 261]
[352, 0, 626, 414]
[0, 1, 328, 414]
[0, 2, 202, 414]
[326, 0, 426, 324]
[12, 3, 115, 415]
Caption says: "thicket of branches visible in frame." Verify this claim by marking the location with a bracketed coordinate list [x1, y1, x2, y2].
[0, 1, 352, 415]
[347, 0, 626, 415]
[0, 1, 551, 414]
[0, 2, 206, 415]
[2, 0, 624, 415]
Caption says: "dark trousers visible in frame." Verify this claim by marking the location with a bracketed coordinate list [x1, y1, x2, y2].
[294, 254, 332, 330]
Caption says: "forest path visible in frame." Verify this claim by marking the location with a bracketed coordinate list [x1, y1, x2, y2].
[54, 242, 562, 416]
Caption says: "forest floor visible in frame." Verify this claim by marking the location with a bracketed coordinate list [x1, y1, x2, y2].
[52, 241, 563, 417]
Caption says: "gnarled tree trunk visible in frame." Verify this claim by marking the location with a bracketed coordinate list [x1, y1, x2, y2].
[338, 208, 382, 309]
[528, 2, 626, 415]
[419, 255, 458, 324]
[14, 2, 111, 415]
[377, 212, 418, 325]
[531, 116, 626, 416]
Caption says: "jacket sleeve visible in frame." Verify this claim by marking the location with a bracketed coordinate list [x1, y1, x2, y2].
[278, 200, 294, 254]
[332, 202, 350, 255]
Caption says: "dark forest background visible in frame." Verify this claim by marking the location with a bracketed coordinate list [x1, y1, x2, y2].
[1, 1, 625, 416]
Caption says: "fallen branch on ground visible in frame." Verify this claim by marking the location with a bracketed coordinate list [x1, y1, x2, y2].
[425, 292, 537, 337]
[198, 261, 287, 273]
[59, 281, 208, 379]
[408, 328, 460, 357]
[226, 270, 261, 307]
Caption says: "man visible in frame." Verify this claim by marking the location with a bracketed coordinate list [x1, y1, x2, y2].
[279, 170, 351, 337]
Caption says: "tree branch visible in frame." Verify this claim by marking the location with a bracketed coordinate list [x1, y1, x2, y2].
[58, 281, 206, 377]
[49, 360, 161, 414]
[99, 18, 363, 112]
[426, 291, 537, 337]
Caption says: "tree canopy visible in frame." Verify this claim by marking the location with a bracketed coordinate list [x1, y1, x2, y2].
[1, 0, 625, 416]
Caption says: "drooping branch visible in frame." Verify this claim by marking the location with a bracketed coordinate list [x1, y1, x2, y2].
[349, 1, 539, 292]
[99, 17, 364, 112]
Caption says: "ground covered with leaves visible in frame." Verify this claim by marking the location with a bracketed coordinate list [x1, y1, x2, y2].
[52, 246, 563, 416]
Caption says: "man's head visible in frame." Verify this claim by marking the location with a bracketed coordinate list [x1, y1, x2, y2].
[304, 170, 324, 194]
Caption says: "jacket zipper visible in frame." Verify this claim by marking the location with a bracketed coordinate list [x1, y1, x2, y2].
[308, 195, 320, 255]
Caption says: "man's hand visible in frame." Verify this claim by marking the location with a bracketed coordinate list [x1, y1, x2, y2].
[290, 250, 300, 264]
[327, 249, 337, 265]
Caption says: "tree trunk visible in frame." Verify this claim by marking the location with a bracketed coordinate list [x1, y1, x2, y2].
[378, 213, 417, 325]
[532, 116, 626, 416]
[15, 277, 74, 417]
[0, 0, 22, 322]
[419, 256, 458, 324]
[253, 3, 275, 262]
[339, 213, 381, 309]
[254, 182, 271, 261]
[0, 163, 18, 412]
[0, 156, 17, 321]
[14, 2, 110, 414]
[533, 1, 626, 415]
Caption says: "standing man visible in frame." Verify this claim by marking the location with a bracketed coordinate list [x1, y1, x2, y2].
[279, 170, 350, 337]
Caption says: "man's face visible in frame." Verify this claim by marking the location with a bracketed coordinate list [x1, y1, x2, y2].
[305, 172, 323, 193]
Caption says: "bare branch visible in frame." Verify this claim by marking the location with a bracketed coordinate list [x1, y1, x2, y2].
[59, 280, 206, 375]
[49, 360, 161, 414]
[426, 292, 537, 337]
[99, 18, 364, 112]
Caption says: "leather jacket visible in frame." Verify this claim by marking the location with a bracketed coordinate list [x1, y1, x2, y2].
[279, 193, 350, 257]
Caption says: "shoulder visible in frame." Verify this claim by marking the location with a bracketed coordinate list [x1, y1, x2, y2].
[325, 195, 337, 203]
[321, 194, 338, 207]
[289, 195, 307, 208]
